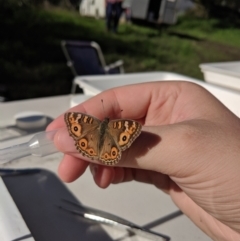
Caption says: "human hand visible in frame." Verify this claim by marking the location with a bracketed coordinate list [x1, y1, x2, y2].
[47, 81, 240, 240]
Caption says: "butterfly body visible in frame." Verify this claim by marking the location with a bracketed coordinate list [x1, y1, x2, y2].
[65, 112, 142, 165]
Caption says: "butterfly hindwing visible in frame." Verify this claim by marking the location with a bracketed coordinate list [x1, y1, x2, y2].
[99, 132, 122, 165]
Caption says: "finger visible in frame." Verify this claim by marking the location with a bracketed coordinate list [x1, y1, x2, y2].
[53, 125, 160, 169]
[53, 118, 219, 177]
[89, 163, 115, 188]
[111, 167, 170, 192]
[58, 154, 89, 182]
[111, 167, 125, 184]
[47, 81, 225, 132]
[88, 163, 171, 192]
[46, 81, 167, 131]
[52, 123, 163, 173]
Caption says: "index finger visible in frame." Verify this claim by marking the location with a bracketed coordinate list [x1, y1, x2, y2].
[47, 82, 154, 131]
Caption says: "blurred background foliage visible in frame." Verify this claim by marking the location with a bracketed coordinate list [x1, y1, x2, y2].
[0, 0, 240, 101]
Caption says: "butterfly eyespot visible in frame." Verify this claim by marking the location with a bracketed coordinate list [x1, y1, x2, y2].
[74, 126, 78, 131]
[86, 148, 96, 156]
[79, 139, 87, 150]
[111, 147, 118, 157]
[119, 132, 130, 146]
[70, 123, 82, 137]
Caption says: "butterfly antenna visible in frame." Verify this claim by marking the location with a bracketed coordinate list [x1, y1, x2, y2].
[101, 99, 106, 117]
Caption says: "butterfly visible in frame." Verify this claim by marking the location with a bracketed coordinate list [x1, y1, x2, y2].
[64, 112, 142, 165]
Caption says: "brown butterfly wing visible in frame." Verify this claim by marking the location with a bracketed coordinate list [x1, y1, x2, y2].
[107, 119, 142, 151]
[98, 119, 141, 165]
[99, 132, 122, 165]
[64, 112, 101, 160]
[65, 113, 142, 164]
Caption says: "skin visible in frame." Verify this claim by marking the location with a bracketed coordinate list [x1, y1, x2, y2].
[47, 81, 240, 240]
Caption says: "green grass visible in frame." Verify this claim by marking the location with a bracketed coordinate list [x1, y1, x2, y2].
[1, 5, 240, 101]
[170, 16, 240, 47]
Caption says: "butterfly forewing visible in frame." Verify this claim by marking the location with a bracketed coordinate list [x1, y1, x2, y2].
[65, 112, 101, 139]
[65, 112, 101, 159]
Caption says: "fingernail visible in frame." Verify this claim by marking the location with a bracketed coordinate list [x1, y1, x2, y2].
[54, 128, 76, 152]
[90, 164, 98, 178]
